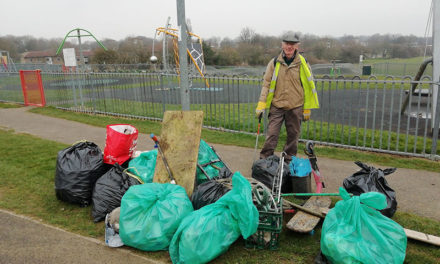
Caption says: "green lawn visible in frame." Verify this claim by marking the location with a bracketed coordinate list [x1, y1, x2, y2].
[0, 102, 22, 108]
[363, 57, 428, 65]
[362, 57, 433, 77]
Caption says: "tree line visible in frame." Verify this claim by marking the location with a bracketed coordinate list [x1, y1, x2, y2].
[0, 28, 432, 66]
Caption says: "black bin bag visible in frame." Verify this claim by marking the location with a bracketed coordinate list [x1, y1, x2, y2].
[191, 180, 230, 210]
[251, 155, 292, 193]
[343, 161, 397, 217]
[92, 163, 141, 222]
[55, 141, 107, 207]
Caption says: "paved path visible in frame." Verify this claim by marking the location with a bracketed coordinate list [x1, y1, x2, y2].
[0, 106, 439, 262]
[0, 209, 164, 264]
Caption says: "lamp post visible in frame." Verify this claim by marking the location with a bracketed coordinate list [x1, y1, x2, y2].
[176, 0, 190, 111]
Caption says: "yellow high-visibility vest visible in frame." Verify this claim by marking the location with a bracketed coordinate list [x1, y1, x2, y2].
[265, 54, 319, 110]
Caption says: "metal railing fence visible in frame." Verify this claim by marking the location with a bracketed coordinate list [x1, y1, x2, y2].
[0, 71, 439, 159]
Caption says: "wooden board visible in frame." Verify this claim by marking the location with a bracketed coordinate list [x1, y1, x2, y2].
[153, 111, 203, 197]
[286, 196, 331, 233]
[404, 228, 440, 247]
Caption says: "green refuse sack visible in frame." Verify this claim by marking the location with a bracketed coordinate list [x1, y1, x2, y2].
[127, 149, 157, 183]
[321, 187, 407, 264]
[196, 140, 228, 184]
[169, 172, 259, 264]
[119, 183, 193, 251]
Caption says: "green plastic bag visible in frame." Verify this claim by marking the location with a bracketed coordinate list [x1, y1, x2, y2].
[128, 149, 157, 183]
[119, 183, 193, 251]
[196, 140, 226, 183]
[169, 172, 259, 264]
[321, 187, 407, 264]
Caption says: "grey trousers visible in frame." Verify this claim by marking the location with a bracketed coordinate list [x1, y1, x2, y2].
[260, 105, 303, 162]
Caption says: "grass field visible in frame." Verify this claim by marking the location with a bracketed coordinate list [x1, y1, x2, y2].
[362, 57, 433, 77]
[363, 57, 428, 65]
[0, 102, 22, 108]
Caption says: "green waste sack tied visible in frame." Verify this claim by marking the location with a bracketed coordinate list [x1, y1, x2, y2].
[119, 183, 193, 251]
[196, 140, 228, 183]
[128, 149, 157, 183]
[321, 187, 407, 264]
[169, 172, 259, 264]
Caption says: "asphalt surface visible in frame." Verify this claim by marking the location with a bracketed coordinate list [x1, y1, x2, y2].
[0, 106, 439, 263]
[0, 209, 163, 264]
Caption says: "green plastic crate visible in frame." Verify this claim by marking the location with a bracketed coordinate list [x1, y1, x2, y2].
[245, 204, 283, 250]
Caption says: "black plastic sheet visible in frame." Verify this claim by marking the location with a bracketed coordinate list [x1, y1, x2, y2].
[92, 163, 141, 222]
[343, 161, 397, 217]
[55, 141, 107, 207]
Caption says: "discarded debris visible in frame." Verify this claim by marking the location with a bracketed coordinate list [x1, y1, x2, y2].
[343, 161, 398, 217]
[55, 141, 107, 207]
[321, 187, 407, 264]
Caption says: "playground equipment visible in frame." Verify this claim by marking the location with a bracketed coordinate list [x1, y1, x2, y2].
[400, 57, 433, 116]
[0, 50, 17, 72]
[150, 17, 209, 88]
[56, 28, 107, 71]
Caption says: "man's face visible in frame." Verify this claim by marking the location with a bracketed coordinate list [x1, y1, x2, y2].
[282, 41, 299, 58]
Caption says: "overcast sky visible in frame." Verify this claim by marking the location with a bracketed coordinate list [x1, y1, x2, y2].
[2, 0, 434, 41]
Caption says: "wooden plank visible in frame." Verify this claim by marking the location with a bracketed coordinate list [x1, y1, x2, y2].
[320, 208, 331, 215]
[286, 196, 331, 233]
[404, 228, 440, 247]
[283, 199, 325, 218]
[153, 111, 203, 197]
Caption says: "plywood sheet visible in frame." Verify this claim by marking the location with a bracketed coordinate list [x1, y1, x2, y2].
[153, 111, 203, 197]
[404, 228, 440, 246]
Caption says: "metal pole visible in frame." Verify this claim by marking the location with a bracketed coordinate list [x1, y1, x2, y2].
[176, 0, 190, 111]
[433, 0, 440, 128]
[77, 29, 85, 71]
[76, 29, 85, 107]
[163, 17, 171, 73]
[431, 77, 440, 159]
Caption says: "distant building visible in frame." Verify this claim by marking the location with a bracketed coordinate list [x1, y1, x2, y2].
[22, 49, 94, 65]
[23, 51, 62, 64]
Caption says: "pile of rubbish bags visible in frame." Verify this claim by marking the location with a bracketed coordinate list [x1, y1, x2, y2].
[54, 124, 407, 263]
[54, 125, 257, 263]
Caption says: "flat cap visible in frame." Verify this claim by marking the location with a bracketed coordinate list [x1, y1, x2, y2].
[282, 33, 300, 43]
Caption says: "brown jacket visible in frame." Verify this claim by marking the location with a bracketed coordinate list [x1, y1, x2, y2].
[258, 52, 305, 110]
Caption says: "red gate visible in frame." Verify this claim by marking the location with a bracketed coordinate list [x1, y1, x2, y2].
[19, 70, 46, 107]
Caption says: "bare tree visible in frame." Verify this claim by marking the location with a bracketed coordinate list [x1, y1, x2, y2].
[239, 27, 256, 44]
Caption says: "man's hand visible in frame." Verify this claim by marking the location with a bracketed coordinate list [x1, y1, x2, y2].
[303, 109, 311, 121]
[255, 101, 266, 117]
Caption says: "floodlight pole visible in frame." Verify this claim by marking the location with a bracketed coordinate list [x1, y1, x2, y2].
[176, 0, 190, 111]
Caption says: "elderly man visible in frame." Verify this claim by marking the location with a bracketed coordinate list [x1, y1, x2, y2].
[255, 33, 319, 163]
